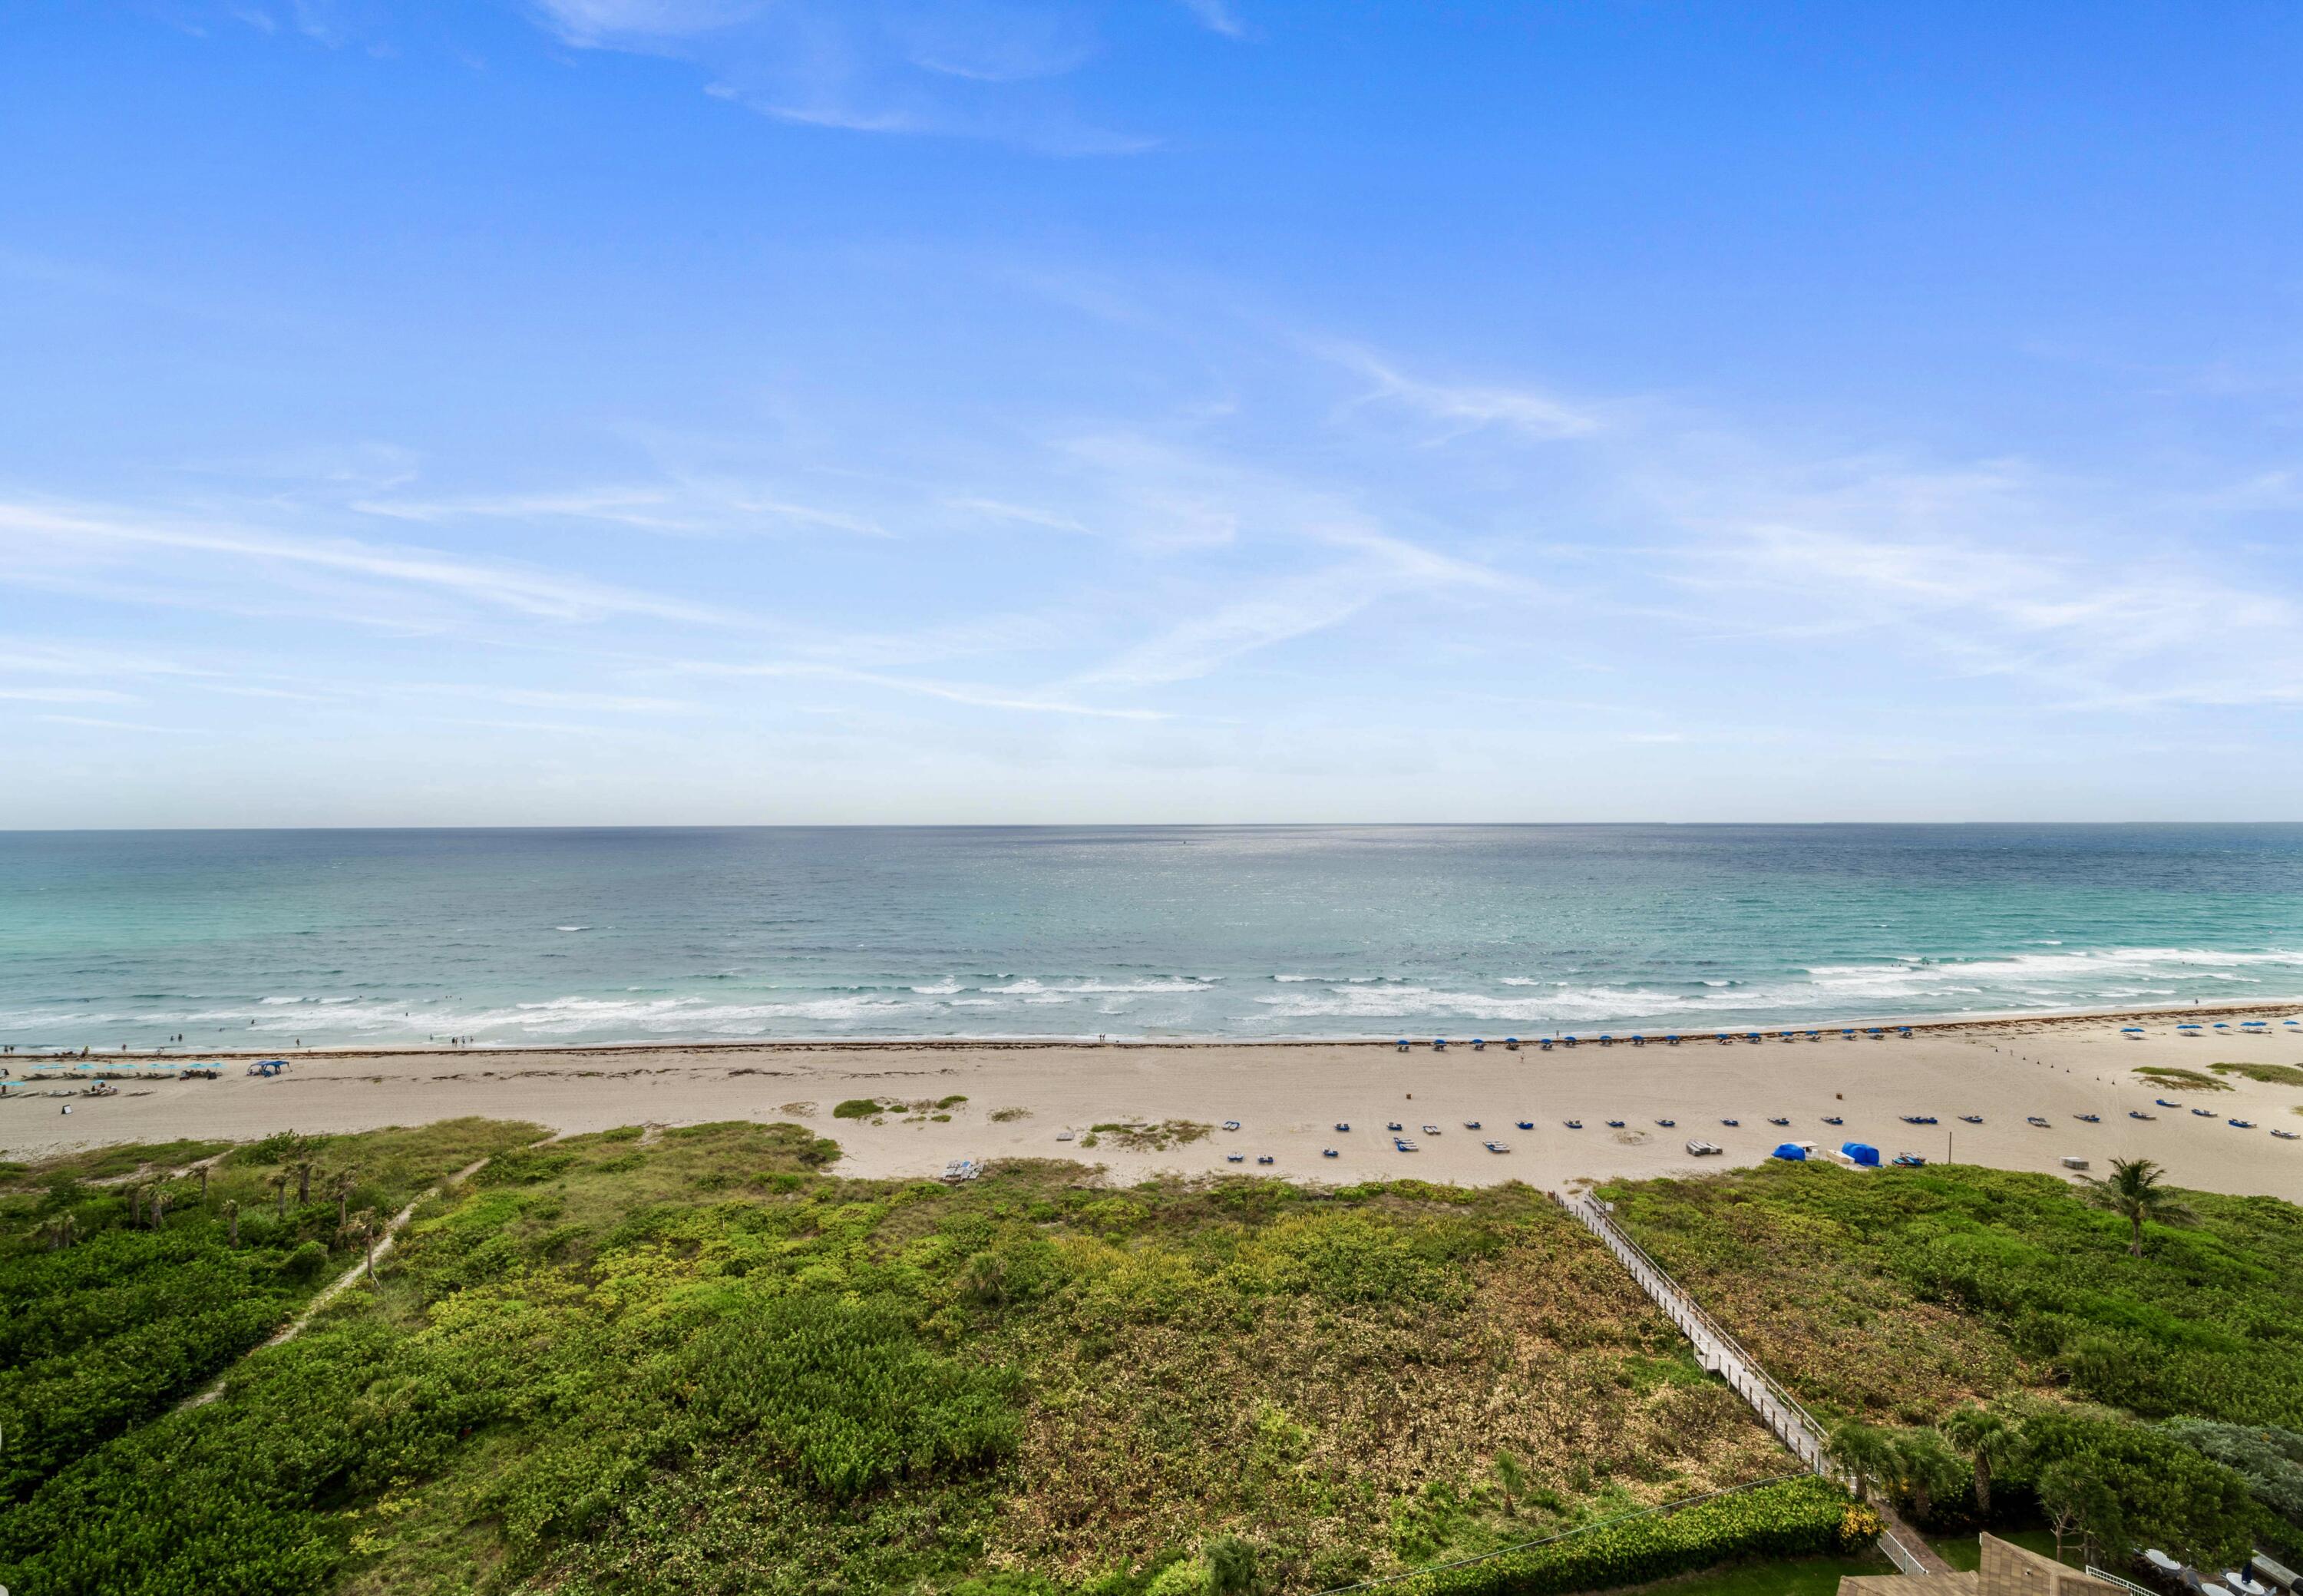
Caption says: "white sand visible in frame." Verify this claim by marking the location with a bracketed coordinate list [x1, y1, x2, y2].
[6, 1009, 2301, 1198]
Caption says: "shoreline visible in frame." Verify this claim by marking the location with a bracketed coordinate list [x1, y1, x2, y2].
[14, 996, 2303, 1065]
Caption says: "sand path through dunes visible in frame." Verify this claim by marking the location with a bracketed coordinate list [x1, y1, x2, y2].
[5, 1013, 2301, 1198]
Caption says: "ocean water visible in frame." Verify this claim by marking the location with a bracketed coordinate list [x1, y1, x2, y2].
[2, 825, 2300, 1052]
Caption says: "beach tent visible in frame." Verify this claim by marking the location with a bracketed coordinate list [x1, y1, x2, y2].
[1771, 1143, 1808, 1161]
[1839, 1142, 1881, 1167]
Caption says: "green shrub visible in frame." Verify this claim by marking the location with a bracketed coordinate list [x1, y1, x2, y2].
[834, 1099, 884, 1119]
[1391, 1475, 1856, 1594]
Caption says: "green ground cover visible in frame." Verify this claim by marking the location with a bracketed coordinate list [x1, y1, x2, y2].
[2211, 1063, 2303, 1088]
[0, 1122, 1815, 1596]
[2133, 1068, 2230, 1092]
[1601, 1162, 2303, 1565]
[0, 1118, 541, 1504]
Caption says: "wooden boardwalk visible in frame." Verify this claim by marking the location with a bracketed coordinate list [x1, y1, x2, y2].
[1565, 1192, 1951, 1578]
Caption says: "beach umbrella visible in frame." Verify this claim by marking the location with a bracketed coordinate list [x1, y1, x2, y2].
[1505, 1036, 1519, 1047]
[2121, 1026, 2143, 1034]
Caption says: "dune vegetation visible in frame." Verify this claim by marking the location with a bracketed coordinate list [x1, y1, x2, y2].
[1600, 1160, 2303, 1563]
[0, 1121, 1826, 1596]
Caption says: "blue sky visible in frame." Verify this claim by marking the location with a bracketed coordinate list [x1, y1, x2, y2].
[3, 1, 2300, 825]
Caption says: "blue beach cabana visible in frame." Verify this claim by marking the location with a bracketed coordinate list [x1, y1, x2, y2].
[1772, 1143, 1807, 1161]
[1839, 1142, 1881, 1167]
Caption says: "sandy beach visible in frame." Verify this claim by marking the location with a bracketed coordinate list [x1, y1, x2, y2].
[7, 1005, 2301, 1198]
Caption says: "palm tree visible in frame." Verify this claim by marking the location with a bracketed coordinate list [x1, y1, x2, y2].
[332, 1167, 358, 1229]
[1941, 1404, 2020, 1519]
[2080, 1157, 2196, 1257]
[1888, 1428, 1965, 1525]
[1828, 1419, 1896, 1502]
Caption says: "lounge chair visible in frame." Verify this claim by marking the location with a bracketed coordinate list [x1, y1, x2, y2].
[1256, 1154, 1274, 1165]
[2193, 1108, 2215, 1117]
[1335, 1122, 1350, 1132]
[2274, 1128, 2300, 1141]
[1685, 1139, 1723, 1155]
[1959, 1115, 1982, 1123]
[1483, 1140, 1511, 1153]
[1515, 1119, 1533, 1129]
[1767, 1116, 1789, 1125]
[1463, 1119, 1482, 1129]
[1720, 1117, 1740, 1125]
[2027, 1116, 2050, 1128]
[1222, 1119, 1241, 1131]
[1323, 1147, 1340, 1158]
[2075, 1113, 2100, 1122]
[1655, 1118, 1675, 1127]
[2130, 1110, 2155, 1120]
[1394, 1137, 1418, 1152]
[1226, 1152, 1244, 1162]
[1605, 1119, 1625, 1128]
[2229, 1119, 2256, 1128]
[1892, 1152, 1927, 1167]
[1564, 1119, 1582, 1128]
[1387, 1120, 1403, 1132]
[1421, 1123, 1440, 1135]
[1822, 1115, 1843, 1125]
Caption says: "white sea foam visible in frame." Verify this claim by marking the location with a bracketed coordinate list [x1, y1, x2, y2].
[554, 925, 590, 933]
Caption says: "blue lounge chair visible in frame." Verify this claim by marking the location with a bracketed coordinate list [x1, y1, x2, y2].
[1564, 1119, 1582, 1128]
[1323, 1147, 1340, 1158]
[1516, 1119, 1533, 1129]
[1336, 1121, 1350, 1132]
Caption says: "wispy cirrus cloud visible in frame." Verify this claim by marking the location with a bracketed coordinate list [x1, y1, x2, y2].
[0, 500, 738, 627]
[352, 481, 889, 539]
[671, 658, 1171, 719]
[1318, 342, 1605, 442]
[526, 0, 1169, 153]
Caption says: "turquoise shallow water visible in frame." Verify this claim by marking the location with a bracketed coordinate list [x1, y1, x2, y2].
[2, 825, 2299, 1051]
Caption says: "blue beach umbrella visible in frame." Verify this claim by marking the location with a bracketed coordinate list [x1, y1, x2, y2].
[2120, 1026, 2143, 1034]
